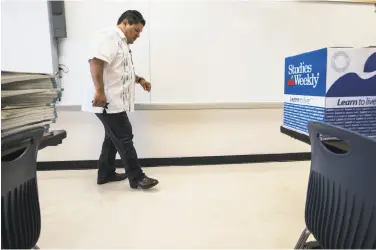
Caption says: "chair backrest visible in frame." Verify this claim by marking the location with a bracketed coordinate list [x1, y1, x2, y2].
[1, 128, 44, 249]
[306, 121, 376, 249]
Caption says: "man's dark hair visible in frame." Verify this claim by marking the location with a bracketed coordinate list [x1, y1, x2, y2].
[117, 10, 145, 26]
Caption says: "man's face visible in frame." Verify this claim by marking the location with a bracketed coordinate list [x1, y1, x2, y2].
[123, 21, 144, 44]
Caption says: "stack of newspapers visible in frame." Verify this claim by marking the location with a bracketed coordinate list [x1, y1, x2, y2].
[1, 71, 62, 137]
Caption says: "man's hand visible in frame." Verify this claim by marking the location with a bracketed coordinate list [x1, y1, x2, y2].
[92, 90, 107, 107]
[140, 79, 151, 92]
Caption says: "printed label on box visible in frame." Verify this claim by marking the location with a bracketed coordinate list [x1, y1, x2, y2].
[283, 47, 376, 138]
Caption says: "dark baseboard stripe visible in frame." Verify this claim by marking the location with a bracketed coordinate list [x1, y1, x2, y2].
[37, 152, 311, 171]
[280, 126, 311, 144]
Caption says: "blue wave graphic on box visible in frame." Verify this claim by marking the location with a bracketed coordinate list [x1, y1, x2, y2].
[364, 52, 376, 73]
[326, 73, 376, 97]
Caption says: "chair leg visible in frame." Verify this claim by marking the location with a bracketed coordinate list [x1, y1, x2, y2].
[294, 227, 311, 249]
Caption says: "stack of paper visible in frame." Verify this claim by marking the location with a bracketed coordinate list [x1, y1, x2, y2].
[1, 71, 62, 137]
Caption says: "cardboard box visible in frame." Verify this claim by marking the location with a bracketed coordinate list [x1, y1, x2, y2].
[283, 47, 376, 138]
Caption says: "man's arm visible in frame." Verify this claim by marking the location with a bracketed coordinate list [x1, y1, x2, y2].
[135, 75, 144, 84]
[90, 58, 105, 93]
[135, 74, 151, 92]
[88, 33, 117, 107]
[89, 58, 107, 107]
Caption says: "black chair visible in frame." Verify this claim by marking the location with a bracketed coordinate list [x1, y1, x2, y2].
[295, 121, 376, 249]
[1, 127, 45, 249]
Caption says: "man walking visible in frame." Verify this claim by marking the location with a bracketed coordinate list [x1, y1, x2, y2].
[86, 10, 159, 190]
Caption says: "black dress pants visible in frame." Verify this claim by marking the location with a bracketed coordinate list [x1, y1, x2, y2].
[95, 111, 144, 181]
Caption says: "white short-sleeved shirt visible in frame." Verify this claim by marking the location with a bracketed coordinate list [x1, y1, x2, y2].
[82, 26, 136, 114]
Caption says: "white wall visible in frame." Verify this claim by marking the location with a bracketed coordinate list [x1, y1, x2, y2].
[37, 108, 310, 162]
[34, 1, 374, 162]
[56, 0, 376, 106]
[58, 0, 151, 105]
[1, 0, 58, 74]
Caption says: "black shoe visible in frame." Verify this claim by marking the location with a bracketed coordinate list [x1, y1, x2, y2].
[97, 173, 127, 185]
[130, 175, 159, 190]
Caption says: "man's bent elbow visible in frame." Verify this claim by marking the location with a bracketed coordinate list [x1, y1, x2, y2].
[90, 58, 105, 75]
[89, 57, 105, 68]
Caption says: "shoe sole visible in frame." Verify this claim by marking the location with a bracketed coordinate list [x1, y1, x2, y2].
[130, 181, 159, 190]
[97, 176, 128, 185]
